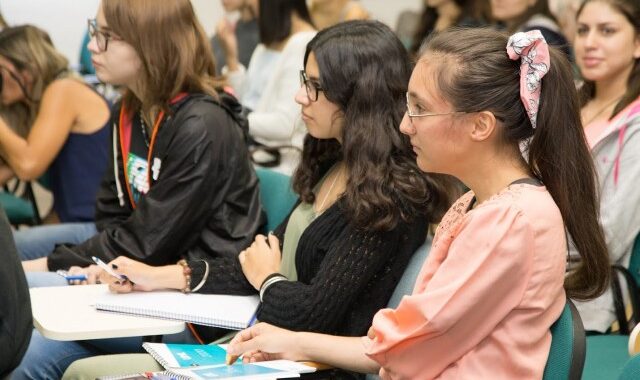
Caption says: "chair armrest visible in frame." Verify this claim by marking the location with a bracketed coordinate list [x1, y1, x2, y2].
[612, 265, 640, 335]
[630, 323, 640, 355]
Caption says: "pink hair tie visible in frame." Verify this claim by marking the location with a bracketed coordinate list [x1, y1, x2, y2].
[506, 30, 550, 129]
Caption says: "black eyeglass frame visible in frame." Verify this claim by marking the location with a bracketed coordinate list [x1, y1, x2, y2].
[87, 18, 120, 52]
[299, 70, 324, 102]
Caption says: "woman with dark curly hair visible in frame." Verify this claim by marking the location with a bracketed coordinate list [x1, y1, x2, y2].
[225, 27, 610, 380]
[62, 19, 455, 379]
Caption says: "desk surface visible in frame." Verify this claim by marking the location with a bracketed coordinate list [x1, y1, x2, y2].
[30, 284, 185, 341]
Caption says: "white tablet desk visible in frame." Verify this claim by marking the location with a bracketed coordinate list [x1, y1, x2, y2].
[30, 284, 185, 341]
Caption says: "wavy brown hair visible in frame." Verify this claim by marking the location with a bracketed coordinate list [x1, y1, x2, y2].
[577, 0, 640, 118]
[292, 20, 454, 232]
[0, 25, 70, 137]
[102, 0, 225, 114]
[420, 27, 610, 301]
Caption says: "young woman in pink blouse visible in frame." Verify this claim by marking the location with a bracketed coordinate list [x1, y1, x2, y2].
[225, 27, 610, 379]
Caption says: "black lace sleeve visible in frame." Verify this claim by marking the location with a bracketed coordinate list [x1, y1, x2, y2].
[257, 223, 409, 333]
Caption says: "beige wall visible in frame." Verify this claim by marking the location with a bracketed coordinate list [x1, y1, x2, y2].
[0, 0, 422, 68]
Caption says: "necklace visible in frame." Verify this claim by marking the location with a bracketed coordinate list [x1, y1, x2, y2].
[315, 165, 343, 215]
[139, 112, 150, 148]
[583, 96, 623, 126]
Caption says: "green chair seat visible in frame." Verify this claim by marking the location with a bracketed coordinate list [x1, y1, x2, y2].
[583, 334, 630, 380]
[0, 191, 37, 225]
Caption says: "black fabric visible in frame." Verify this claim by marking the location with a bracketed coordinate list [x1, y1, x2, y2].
[522, 25, 572, 59]
[47, 92, 264, 271]
[0, 208, 31, 376]
[190, 197, 429, 338]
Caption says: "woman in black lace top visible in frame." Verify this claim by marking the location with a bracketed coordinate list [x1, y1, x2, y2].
[100, 20, 453, 343]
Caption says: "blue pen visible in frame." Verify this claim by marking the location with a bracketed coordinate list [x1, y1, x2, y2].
[56, 270, 88, 282]
[64, 274, 89, 281]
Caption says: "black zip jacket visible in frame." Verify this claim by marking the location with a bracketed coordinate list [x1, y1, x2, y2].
[0, 208, 31, 376]
[48, 93, 264, 270]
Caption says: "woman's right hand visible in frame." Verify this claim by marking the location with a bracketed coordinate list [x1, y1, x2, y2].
[226, 323, 304, 364]
[216, 19, 239, 71]
[99, 256, 161, 293]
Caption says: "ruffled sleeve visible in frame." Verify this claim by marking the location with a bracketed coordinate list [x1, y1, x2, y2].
[366, 202, 535, 379]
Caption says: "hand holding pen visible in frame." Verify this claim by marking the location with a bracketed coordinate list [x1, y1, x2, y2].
[95, 256, 165, 293]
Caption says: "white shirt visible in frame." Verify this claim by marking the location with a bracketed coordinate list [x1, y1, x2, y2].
[225, 31, 317, 174]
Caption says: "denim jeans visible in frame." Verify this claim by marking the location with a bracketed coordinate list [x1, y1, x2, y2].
[14, 222, 97, 261]
[16, 223, 98, 288]
[11, 330, 144, 380]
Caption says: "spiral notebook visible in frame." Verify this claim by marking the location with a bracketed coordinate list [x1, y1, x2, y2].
[165, 360, 316, 380]
[142, 343, 232, 369]
[94, 291, 260, 330]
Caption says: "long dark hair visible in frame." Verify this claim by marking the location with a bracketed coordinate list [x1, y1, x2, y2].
[293, 20, 453, 231]
[495, 0, 559, 33]
[577, 0, 640, 118]
[409, 0, 489, 56]
[420, 27, 609, 301]
[259, 0, 313, 46]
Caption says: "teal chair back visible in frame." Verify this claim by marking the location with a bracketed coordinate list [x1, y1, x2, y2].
[628, 235, 640, 287]
[543, 300, 586, 380]
[255, 168, 298, 233]
[610, 233, 640, 334]
[386, 236, 431, 309]
[365, 237, 432, 380]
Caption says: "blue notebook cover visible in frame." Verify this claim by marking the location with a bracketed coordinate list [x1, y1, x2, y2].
[143, 343, 239, 369]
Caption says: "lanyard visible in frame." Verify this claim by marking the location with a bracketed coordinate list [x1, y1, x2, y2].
[117, 93, 187, 208]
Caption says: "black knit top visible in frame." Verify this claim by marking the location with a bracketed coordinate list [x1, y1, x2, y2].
[189, 199, 428, 338]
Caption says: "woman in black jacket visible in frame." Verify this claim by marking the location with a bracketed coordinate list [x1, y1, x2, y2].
[20, 0, 263, 284]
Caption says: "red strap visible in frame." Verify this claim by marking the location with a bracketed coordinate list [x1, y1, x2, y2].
[117, 93, 188, 208]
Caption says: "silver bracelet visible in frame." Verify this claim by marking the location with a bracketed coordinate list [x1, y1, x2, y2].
[259, 275, 288, 302]
[190, 260, 209, 293]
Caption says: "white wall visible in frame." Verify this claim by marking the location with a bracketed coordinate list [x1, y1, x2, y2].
[0, 0, 421, 68]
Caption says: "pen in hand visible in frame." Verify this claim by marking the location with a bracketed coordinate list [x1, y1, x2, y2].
[92, 256, 127, 280]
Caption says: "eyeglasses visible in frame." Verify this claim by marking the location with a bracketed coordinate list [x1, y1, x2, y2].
[299, 70, 323, 102]
[87, 18, 121, 52]
[405, 92, 465, 122]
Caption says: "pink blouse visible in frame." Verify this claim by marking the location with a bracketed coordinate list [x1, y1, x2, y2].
[365, 184, 567, 379]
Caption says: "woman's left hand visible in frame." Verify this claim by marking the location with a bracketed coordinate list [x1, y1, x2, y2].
[239, 234, 281, 290]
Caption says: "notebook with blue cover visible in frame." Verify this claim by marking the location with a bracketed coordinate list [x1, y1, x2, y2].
[142, 343, 239, 369]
